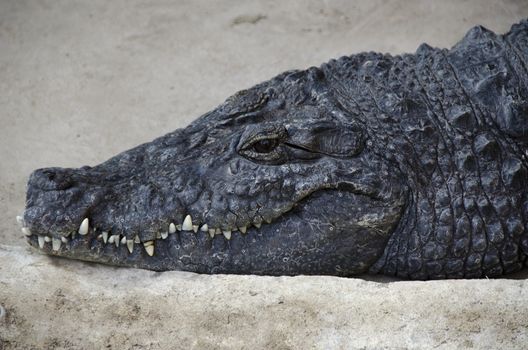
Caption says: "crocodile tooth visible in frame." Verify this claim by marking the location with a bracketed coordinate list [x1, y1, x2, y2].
[97, 234, 102, 240]
[120, 236, 127, 245]
[156, 231, 162, 239]
[161, 231, 168, 239]
[232, 227, 238, 232]
[52, 238, 61, 251]
[215, 228, 222, 234]
[102, 231, 108, 243]
[16, 216, 24, 226]
[134, 234, 140, 243]
[126, 240, 134, 253]
[21, 227, 32, 236]
[169, 223, 176, 234]
[264, 217, 272, 224]
[143, 241, 154, 256]
[108, 235, 115, 244]
[112, 235, 120, 247]
[38, 235, 45, 248]
[208, 228, 216, 238]
[254, 222, 262, 229]
[192, 225, 199, 233]
[222, 230, 232, 240]
[182, 215, 193, 231]
[44, 236, 51, 242]
[61, 237, 68, 243]
[200, 224, 209, 232]
[78, 218, 89, 235]
[239, 226, 247, 234]
[145, 245, 154, 256]
[176, 224, 182, 231]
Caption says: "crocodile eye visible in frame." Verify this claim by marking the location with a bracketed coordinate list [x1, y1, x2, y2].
[238, 126, 288, 163]
[252, 138, 279, 153]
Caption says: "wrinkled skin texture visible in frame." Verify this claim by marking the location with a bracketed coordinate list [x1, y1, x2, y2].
[22, 20, 528, 279]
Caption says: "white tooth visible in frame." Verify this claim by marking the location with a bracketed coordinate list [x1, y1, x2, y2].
[145, 245, 154, 256]
[38, 235, 45, 248]
[192, 225, 199, 233]
[21, 227, 32, 236]
[52, 238, 61, 251]
[112, 235, 120, 247]
[208, 228, 216, 238]
[182, 215, 193, 231]
[156, 232, 162, 239]
[102, 231, 108, 243]
[44, 236, 51, 242]
[161, 231, 168, 239]
[169, 223, 176, 234]
[97, 234, 102, 240]
[16, 216, 24, 225]
[264, 217, 272, 224]
[121, 236, 127, 245]
[239, 226, 247, 234]
[61, 237, 68, 243]
[254, 222, 262, 229]
[78, 218, 89, 235]
[134, 235, 140, 243]
[222, 230, 232, 240]
[126, 239, 134, 253]
[143, 241, 154, 256]
[200, 224, 209, 232]
[108, 235, 115, 244]
[232, 227, 238, 232]
[176, 224, 182, 231]
[215, 228, 222, 235]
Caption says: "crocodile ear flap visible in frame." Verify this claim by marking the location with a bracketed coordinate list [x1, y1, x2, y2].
[289, 121, 365, 157]
[311, 125, 365, 157]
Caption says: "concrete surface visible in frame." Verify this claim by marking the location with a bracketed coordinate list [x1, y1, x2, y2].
[2, 245, 528, 350]
[1, 0, 528, 349]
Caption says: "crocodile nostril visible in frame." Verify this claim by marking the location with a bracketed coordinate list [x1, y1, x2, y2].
[29, 168, 73, 191]
[45, 171, 55, 181]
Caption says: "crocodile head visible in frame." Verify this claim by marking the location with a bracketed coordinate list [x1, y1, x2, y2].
[22, 67, 407, 275]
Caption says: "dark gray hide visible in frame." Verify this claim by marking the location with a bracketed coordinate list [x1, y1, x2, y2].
[22, 20, 528, 279]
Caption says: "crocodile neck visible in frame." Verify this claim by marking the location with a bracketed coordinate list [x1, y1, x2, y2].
[319, 23, 528, 279]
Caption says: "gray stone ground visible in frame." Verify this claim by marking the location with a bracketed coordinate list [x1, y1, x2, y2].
[1, 1, 528, 349]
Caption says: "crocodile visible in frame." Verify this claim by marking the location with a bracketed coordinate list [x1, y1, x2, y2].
[18, 20, 528, 279]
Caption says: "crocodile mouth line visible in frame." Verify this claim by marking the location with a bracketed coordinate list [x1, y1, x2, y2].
[18, 213, 271, 257]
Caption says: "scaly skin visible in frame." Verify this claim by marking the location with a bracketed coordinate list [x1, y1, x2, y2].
[20, 20, 528, 279]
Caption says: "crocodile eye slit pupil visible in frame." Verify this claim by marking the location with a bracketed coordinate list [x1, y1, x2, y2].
[252, 139, 278, 153]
